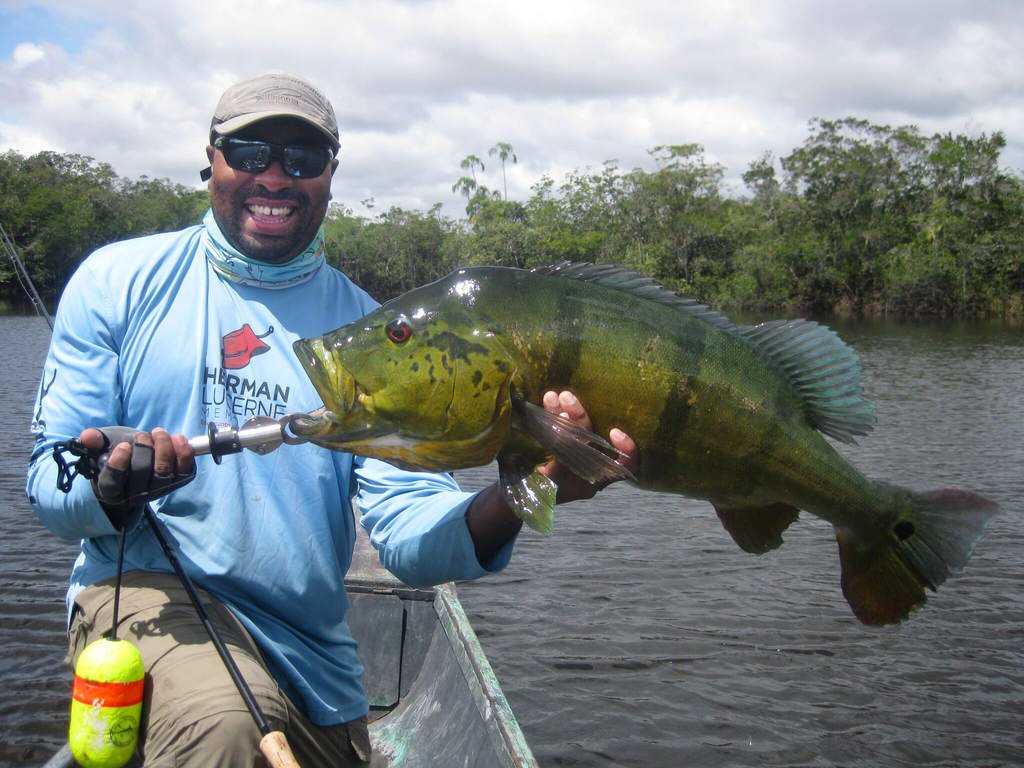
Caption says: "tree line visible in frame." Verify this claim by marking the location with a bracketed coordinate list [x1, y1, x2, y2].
[3, 117, 1022, 316]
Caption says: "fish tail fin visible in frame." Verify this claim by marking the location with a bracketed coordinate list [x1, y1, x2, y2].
[836, 485, 998, 625]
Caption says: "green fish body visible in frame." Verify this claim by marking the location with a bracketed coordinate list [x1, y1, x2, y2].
[293, 263, 997, 625]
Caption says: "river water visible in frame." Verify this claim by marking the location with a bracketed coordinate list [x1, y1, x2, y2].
[2, 312, 1022, 767]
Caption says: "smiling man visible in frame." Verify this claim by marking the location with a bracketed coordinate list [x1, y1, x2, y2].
[27, 71, 636, 767]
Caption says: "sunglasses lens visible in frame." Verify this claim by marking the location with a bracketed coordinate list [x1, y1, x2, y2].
[283, 147, 330, 178]
[223, 143, 271, 174]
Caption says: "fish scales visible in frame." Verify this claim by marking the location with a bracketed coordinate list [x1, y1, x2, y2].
[293, 263, 998, 625]
[495, 270, 826, 504]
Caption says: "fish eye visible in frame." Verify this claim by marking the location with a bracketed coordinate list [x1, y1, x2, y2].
[385, 318, 412, 345]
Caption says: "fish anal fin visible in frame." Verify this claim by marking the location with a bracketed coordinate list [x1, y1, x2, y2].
[713, 503, 800, 555]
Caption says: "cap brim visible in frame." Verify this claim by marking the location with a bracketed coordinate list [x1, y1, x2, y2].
[213, 110, 340, 153]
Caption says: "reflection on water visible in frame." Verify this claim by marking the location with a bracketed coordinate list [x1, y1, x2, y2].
[3, 315, 1023, 767]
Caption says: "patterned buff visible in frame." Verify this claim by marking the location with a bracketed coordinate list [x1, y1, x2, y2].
[202, 209, 326, 289]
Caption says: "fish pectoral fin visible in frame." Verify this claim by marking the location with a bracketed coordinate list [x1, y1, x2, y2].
[497, 449, 557, 535]
[514, 398, 635, 486]
[713, 503, 800, 555]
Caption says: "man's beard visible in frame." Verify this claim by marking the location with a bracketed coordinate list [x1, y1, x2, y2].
[210, 182, 322, 264]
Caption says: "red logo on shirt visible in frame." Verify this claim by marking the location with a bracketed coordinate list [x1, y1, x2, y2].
[221, 324, 274, 370]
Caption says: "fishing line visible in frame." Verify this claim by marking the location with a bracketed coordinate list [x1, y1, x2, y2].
[0, 219, 53, 330]
[68, 516, 145, 768]
[110, 518, 129, 640]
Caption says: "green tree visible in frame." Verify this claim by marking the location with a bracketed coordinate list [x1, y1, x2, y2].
[0, 149, 208, 299]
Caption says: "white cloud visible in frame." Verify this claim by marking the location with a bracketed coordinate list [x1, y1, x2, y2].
[1, 0, 1022, 213]
[11, 42, 45, 68]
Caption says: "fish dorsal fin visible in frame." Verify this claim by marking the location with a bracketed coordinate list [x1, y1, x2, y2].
[531, 261, 739, 333]
[738, 319, 876, 445]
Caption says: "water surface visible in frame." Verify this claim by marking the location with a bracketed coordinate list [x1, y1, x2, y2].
[2, 314, 1022, 767]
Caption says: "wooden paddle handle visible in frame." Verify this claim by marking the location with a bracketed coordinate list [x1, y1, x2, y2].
[260, 730, 301, 768]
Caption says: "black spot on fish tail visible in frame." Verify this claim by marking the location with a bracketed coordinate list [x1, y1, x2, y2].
[427, 331, 490, 364]
[894, 521, 915, 540]
[411, 363, 419, 372]
[441, 354, 454, 375]
[472, 370, 483, 386]
[428, 365, 436, 384]
[645, 379, 692, 479]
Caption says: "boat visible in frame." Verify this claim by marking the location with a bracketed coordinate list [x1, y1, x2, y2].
[43, 516, 538, 768]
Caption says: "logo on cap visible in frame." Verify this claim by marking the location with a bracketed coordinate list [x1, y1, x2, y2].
[256, 86, 305, 108]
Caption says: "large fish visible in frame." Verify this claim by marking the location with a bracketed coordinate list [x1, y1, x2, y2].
[292, 262, 997, 625]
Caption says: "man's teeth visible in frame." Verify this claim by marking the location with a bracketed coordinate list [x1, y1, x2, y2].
[249, 204, 294, 216]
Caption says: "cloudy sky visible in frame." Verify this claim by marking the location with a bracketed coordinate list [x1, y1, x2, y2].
[1, 0, 1022, 217]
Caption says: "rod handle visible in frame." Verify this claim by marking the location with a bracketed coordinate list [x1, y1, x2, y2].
[260, 730, 302, 768]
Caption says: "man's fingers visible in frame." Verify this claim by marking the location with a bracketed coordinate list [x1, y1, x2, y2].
[557, 391, 591, 428]
[79, 428, 106, 452]
[151, 428, 175, 477]
[172, 433, 195, 475]
[543, 390, 593, 431]
[609, 428, 639, 473]
[542, 391, 560, 412]
[105, 442, 133, 471]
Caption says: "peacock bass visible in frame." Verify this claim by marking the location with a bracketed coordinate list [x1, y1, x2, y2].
[291, 262, 997, 625]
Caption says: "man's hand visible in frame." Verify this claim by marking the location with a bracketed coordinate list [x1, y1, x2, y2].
[80, 427, 196, 523]
[467, 390, 638, 563]
[536, 390, 639, 504]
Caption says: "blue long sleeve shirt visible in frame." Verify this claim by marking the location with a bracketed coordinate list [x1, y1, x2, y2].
[25, 224, 516, 724]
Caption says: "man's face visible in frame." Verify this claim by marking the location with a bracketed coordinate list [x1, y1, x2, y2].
[206, 118, 338, 264]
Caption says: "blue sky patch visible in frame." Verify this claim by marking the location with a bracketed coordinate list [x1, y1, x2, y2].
[0, 4, 102, 60]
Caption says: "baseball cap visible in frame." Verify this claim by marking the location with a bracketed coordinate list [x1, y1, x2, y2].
[209, 71, 340, 153]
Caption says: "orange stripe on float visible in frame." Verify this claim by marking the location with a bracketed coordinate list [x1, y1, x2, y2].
[72, 676, 144, 707]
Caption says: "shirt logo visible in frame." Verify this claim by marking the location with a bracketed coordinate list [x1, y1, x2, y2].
[221, 324, 274, 370]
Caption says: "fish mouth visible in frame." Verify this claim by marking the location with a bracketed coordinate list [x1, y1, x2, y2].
[291, 336, 384, 443]
[293, 336, 358, 413]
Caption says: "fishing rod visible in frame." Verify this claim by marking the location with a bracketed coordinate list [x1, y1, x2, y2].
[140, 502, 299, 768]
[0, 219, 54, 330]
[53, 413, 320, 768]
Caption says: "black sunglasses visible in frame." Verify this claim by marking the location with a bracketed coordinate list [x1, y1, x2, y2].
[200, 138, 333, 182]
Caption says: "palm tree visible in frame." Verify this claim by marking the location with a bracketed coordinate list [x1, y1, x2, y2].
[451, 176, 478, 214]
[460, 155, 485, 184]
[488, 142, 517, 200]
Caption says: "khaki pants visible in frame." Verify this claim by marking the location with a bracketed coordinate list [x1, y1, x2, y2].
[68, 571, 371, 768]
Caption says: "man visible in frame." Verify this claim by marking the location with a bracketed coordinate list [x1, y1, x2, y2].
[27, 71, 636, 767]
